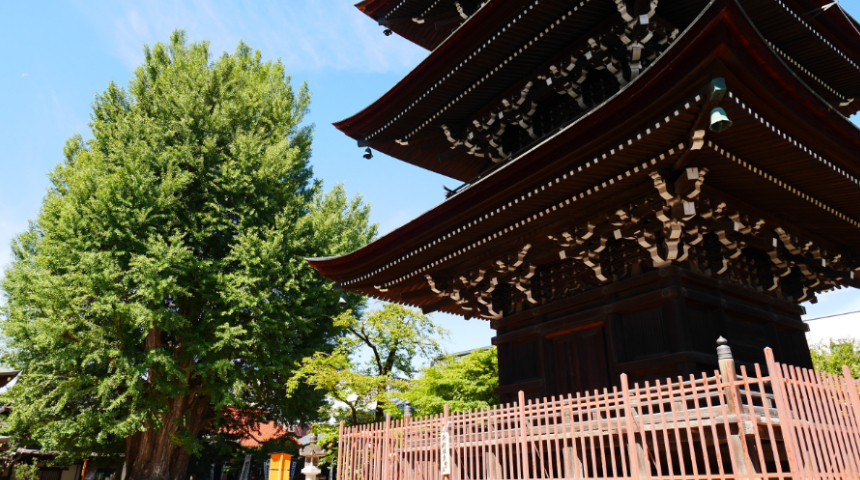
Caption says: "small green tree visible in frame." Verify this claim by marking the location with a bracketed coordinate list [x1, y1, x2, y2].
[12, 463, 40, 480]
[400, 347, 499, 416]
[287, 304, 446, 463]
[288, 304, 446, 424]
[0, 31, 376, 480]
[811, 338, 860, 378]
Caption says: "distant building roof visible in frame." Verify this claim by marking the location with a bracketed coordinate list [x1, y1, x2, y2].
[222, 408, 309, 448]
[432, 346, 493, 365]
[235, 420, 288, 448]
[0, 369, 19, 390]
[449, 346, 493, 358]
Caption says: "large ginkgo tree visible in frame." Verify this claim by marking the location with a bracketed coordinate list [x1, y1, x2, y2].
[0, 31, 375, 480]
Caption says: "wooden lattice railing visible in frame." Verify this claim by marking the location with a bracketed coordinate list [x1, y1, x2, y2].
[337, 348, 860, 480]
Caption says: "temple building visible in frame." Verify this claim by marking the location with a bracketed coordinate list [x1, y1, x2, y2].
[309, 0, 860, 402]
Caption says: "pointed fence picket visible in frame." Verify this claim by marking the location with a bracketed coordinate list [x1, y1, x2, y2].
[337, 347, 860, 480]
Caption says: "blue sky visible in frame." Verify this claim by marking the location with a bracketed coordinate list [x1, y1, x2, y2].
[1, 0, 859, 353]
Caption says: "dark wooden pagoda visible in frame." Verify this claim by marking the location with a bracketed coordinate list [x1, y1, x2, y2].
[310, 0, 860, 402]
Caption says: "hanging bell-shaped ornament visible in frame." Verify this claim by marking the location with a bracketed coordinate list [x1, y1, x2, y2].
[709, 107, 733, 133]
[363, 147, 373, 160]
[338, 293, 349, 307]
[709, 77, 727, 102]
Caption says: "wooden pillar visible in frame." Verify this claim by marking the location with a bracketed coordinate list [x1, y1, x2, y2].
[621, 374, 648, 479]
[665, 297, 691, 354]
[382, 415, 392, 480]
[718, 338, 761, 479]
[402, 408, 419, 480]
[562, 445, 585, 479]
[518, 391, 529, 480]
[560, 407, 585, 479]
[717, 337, 739, 414]
[483, 450, 502, 480]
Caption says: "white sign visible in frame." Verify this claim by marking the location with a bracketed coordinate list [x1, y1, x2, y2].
[440, 430, 451, 476]
[238, 454, 252, 480]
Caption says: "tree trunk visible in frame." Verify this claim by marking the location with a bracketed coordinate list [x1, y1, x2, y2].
[124, 394, 210, 480]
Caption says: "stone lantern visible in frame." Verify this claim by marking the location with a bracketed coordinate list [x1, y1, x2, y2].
[300, 434, 327, 480]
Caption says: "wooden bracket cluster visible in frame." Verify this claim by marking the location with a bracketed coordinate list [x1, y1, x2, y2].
[443, 5, 679, 167]
[422, 163, 859, 318]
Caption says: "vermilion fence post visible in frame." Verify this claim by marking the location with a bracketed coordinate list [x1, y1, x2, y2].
[841, 365, 860, 473]
[337, 421, 345, 480]
[518, 391, 529, 480]
[764, 347, 804, 478]
[620, 374, 641, 480]
[843, 366, 860, 426]
[383, 414, 392, 480]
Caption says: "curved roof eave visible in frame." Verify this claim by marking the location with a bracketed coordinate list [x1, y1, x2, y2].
[332, 0, 519, 136]
[733, 0, 860, 129]
[337, 0, 860, 139]
[310, 0, 719, 278]
[355, 0, 390, 17]
[312, 0, 860, 289]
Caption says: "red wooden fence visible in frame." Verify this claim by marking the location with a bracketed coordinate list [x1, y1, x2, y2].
[337, 347, 860, 480]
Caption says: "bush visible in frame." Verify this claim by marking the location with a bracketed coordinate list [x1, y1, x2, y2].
[14, 463, 40, 480]
[810, 338, 860, 378]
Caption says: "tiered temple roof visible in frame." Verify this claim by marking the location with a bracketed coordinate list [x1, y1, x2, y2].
[312, 0, 860, 322]
[341, 0, 860, 181]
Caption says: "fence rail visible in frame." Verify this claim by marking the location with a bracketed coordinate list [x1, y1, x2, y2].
[338, 348, 860, 480]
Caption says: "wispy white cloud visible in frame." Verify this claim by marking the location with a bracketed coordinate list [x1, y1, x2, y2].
[21, 74, 28, 78]
[75, 0, 425, 74]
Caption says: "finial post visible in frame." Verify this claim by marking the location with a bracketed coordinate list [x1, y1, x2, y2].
[717, 336, 738, 414]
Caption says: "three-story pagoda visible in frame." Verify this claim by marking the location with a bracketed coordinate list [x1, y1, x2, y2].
[310, 0, 860, 402]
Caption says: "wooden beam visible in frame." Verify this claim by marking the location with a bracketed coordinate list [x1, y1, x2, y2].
[438, 147, 464, 161]
[700, 184, 852, 255]
[421, 298, 455, 315]
[400, 287, 434, 301]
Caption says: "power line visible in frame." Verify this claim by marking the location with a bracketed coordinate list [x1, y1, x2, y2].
[804, 309, 860, 322]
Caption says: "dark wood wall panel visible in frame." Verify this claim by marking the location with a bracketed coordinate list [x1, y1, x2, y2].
[493, 266, 813, 402]
[620, 307, 669, 362]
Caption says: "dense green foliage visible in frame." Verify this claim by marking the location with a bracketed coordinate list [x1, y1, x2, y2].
[811, 338, 860, 379]
[400, 347, 499, 416]
[0, 30, 376, 475]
